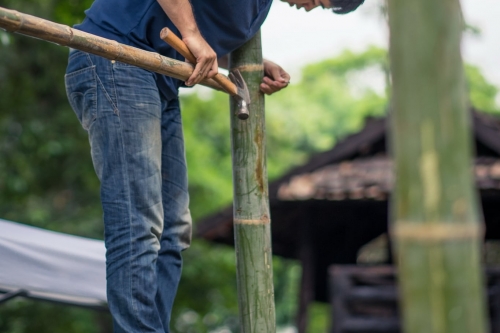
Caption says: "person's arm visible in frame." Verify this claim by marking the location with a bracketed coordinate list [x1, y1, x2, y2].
[157, 0, 217, 86]
[219, 56, 289, 95]
[260, 59, 290, 95]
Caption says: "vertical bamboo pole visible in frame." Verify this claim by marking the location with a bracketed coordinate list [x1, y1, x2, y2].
[388, 1, 488, 333]
[229, 31, 276, 332]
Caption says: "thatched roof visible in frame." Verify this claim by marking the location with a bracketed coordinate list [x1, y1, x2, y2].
[277, 156, 500, 202]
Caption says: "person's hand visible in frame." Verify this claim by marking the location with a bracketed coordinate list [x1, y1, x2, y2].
[182, 33, 218, 86]
[260, 59, 291, 95]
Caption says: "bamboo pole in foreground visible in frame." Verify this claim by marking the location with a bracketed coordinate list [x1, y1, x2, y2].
[0, 6, 222, 91]
[388, 0, 488, 332]
[229, 31, 276, 332]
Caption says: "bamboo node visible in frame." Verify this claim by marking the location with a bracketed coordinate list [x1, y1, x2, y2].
[391, 222, 484, 241]
[233, 64, 264, 72]
[67, 26, 74, 43]
[16, 11, 24, 33]
[113, 40, 122, 61]
[234, 217, 270, 225]
[4, 9, 22, 33]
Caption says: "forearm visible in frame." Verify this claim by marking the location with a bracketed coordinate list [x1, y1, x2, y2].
[157, 0, 199, 37]
[156, 0, 218, 86]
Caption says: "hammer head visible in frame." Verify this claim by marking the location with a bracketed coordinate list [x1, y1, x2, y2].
[229, 70, 251, 120]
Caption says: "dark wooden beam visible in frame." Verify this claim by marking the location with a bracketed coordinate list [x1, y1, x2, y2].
[296, 219, 315, 333]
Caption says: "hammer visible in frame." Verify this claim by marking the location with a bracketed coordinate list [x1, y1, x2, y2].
[160, 28, 251, 120]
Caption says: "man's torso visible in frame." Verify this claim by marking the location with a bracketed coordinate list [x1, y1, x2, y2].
[76, 0, 272, 100]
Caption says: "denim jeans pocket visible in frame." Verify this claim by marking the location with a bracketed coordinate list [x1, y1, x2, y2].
[65, 66, 97, 131]
[111, 64, 162, 119]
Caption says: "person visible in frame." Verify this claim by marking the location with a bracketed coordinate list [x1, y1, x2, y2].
[64, 0, 365, 332]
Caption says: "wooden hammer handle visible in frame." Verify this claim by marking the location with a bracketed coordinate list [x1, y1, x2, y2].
[160, 28, 237, 95]
[160, 27, 197, 64]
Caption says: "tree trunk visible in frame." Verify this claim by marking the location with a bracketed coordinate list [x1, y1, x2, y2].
[229, 31, 276, 333]
[388, 0, 488, 332]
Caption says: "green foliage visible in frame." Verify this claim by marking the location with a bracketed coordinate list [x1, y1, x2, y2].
[464, 24, 482, 37]
[0, 300, 111, 333]
[302, 46, 388, 81]
[173, 242, 239, 332]
[307, 303, 330, 333]
[0, 0, 101, 236]
[180, 92, 233, 220]
[465, 64, 500, 113]
[1, 1, 499, 331]
[263, 46, 389, 179]
[273, 258, 301, 326]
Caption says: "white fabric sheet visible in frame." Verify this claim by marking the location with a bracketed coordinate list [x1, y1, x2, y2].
[0, 219, 106, 307]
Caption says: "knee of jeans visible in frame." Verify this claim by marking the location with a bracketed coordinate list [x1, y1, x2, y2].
[162, 206, 192, 251]
[177, 207, 192, 250]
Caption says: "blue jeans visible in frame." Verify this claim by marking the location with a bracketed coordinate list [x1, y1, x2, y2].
[65, 49, 192, 333]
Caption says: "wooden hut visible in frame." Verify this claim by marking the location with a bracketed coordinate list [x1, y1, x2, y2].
[196, 110, 500, 332]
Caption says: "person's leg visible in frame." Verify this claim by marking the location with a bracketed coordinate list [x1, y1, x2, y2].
[155, 98, 192, 332]
[65, 50, 165, 333]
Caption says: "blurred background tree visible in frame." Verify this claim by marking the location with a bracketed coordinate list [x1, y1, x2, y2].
[0, 0, 498, 332]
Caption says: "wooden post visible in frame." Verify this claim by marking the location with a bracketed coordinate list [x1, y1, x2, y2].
[296, 220, 315, 333]
[229, 31, 276, 332]
[388, 0, 488, 332]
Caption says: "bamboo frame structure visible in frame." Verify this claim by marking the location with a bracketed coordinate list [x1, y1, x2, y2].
[0, 6, 222, 91]
[388, 0, 488, 332]
[229, 31, 276, 332]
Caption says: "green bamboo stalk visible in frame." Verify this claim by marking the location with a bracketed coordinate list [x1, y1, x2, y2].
[229, 31, 276, 332]
[388, 0, 488, 332]
[0, 6, 221, 91]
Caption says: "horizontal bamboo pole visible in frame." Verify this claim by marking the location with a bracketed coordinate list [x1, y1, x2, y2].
[0, 6, 223, 91]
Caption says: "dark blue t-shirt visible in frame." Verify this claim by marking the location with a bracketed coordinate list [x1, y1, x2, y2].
[76, 0, 272, 100]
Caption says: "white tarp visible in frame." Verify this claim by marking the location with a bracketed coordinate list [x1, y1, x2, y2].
[0, 219, 107, 308]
